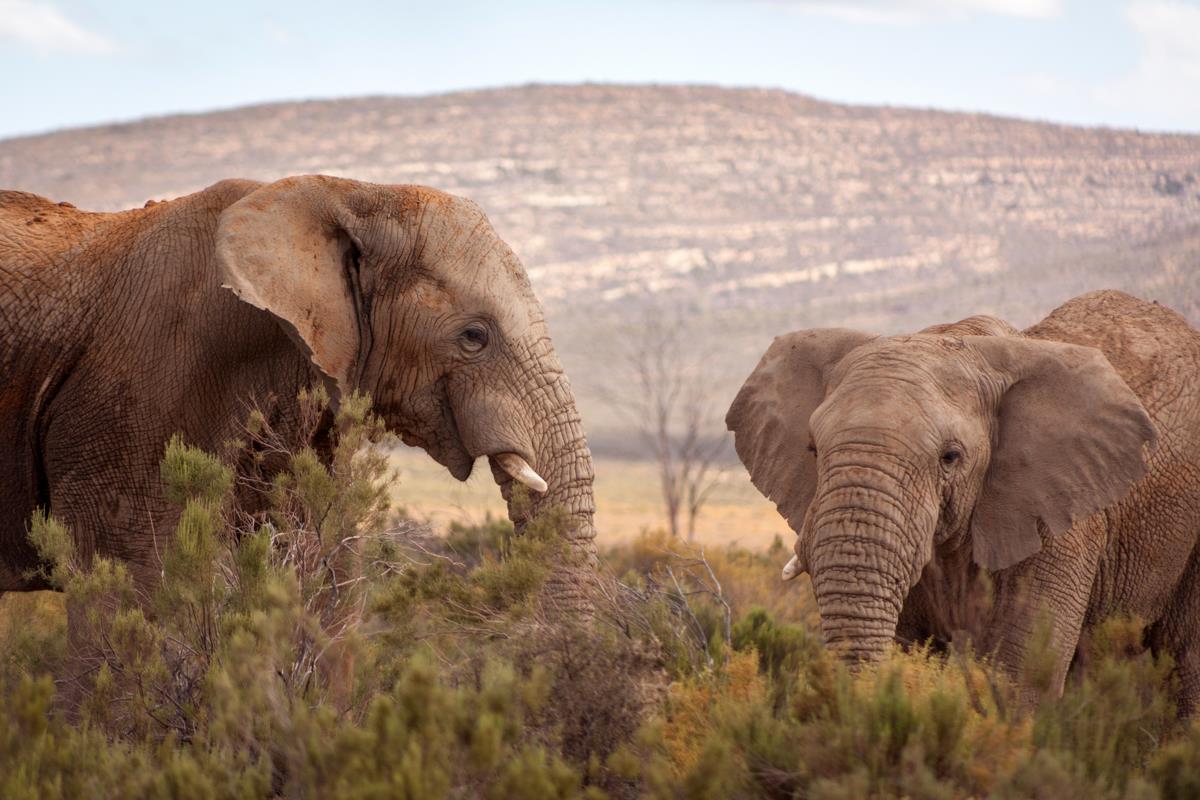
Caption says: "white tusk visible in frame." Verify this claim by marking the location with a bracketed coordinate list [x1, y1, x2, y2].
[781, 555, 800, 582]
[495, 453, 548, 494]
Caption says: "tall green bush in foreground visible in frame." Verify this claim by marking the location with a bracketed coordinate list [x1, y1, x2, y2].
[3, 393, 1200, 798]
[1, 392, 646, 798]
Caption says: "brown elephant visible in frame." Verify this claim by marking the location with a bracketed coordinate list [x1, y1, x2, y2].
[0, 175, 596, 620]
[727, 291, 1200, 709]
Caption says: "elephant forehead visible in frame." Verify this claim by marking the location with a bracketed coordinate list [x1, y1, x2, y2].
[813, 388, 943, 444]
[818, 343, 986, 438]
[833, 336, 981, 393]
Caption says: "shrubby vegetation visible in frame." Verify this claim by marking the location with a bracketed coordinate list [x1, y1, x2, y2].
[2, 395, 1199, 798]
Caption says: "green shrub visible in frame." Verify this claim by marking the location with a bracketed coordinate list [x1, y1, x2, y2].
[446, 515, 517, 566]
[0, 592, 66, 685]
[1026, 615, 1183, 792]
[3, 393, 1199, 798]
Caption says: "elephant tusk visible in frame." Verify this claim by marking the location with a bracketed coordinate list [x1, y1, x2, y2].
[494, 452, 548, 494]
[781, 554, 800, 582]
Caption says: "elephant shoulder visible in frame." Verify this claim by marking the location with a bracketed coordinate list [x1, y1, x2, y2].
[1, 189, 58, 217]
[0, 189, 89, 230]
[1025, 290, 1200, 415]
[0, 190, 108, 271]
[1026, 290, 1199, 351]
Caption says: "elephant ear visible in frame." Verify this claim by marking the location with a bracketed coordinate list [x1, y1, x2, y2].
[967, 336, 1157, 571]
[726, 329, 875, 537]
[215, 175, 381, 395]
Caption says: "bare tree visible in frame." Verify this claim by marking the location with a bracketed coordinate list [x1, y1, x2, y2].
[597, 303, 728, 540]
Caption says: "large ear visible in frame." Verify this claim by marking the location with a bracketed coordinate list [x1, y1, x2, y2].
[726, 329, 875, 538]
[215, 175, 384, 395]
[966, 336, 1157, 571]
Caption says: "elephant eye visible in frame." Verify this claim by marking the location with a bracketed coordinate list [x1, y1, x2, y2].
[806, 439, 817, 456]
[941, 447, 963, 467]
[460, 323, 489, 353]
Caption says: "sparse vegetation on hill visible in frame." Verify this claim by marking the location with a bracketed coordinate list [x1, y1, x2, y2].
[2, 398, 1199, 799]
[3, 84, 1197, 455]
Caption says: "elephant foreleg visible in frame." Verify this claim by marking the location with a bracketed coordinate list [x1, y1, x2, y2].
[983, 527, 1100, 707]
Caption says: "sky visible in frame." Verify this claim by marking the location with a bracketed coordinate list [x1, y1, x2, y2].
[1, 0, 1198, 140]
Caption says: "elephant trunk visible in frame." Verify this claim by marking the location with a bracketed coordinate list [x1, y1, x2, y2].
[518, 407, 597, 614]
[810, 544, 906, 662]
[808, 463, 930, 663]
[490, 332, 597, 614]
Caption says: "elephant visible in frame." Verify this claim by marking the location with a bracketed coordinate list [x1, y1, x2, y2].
[727, 290, 1200, 709]
[0, 175, 597, 630]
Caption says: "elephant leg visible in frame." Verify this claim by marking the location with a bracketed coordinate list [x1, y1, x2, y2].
[983, 532, 1100, 707]
[58, 548, 164, 718]
[1147, 547, 1200, 716]
[987, 590, 1087, 708]
[47, 469, 166, 715]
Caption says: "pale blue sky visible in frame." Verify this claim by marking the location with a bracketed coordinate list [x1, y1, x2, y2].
[1, 0, 1198, 139]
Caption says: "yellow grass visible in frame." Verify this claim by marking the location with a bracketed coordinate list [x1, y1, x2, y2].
[388, 446, 791, 551]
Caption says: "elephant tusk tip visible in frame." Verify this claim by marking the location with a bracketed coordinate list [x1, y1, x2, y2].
[494, 452, 549, 494]
[781, 555, 800, 582]
[523, 473, 549, 494]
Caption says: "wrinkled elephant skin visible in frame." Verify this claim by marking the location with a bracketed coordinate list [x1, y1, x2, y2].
[0, 175, 597, 619]
[728, 291, 1200, 710]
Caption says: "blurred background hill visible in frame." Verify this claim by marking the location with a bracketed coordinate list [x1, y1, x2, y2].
[3, 83, 1197, 544]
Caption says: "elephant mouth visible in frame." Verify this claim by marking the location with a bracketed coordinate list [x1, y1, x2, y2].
[397, 427, 475, 482]
[406, 437, 544, 495]
[398, 385, 550, 495]
[446, 454, 474, 482]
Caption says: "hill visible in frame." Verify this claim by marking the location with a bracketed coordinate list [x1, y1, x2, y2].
[3, 83, 1198, 456]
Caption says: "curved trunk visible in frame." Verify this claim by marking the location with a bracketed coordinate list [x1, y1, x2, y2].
[509, 387, 597, 613]
[808, 466, 928, 663]
[491, 333, 598, 614]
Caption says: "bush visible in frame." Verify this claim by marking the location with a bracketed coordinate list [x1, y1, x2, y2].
[2, 394, 1198, 798]
[611, 608, 1190, 800]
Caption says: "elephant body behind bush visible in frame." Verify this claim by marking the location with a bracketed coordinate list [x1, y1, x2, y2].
[0, 176, 597, 638]
[728, 290, 1200, 710]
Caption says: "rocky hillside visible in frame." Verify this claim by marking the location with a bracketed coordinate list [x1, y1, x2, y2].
[3, 84, 1197, 451]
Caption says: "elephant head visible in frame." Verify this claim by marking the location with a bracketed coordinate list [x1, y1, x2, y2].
[215, 175, 596, 599]
[727, 322, 1156, 661]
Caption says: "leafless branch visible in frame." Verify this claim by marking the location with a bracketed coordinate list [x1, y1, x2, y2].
[593, 301, 730, 540]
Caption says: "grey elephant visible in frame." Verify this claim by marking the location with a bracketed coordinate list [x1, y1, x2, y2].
[727, 291, 1200, 709]
[0, 175, 596, 624]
